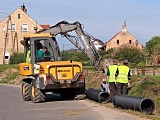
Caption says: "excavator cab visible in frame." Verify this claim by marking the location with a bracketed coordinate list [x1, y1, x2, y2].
[19, 33, 60, 75]
[25, 33, 59, 62]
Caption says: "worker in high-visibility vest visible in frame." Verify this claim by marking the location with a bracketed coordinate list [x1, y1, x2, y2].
[106, 59, 118, 102]
[117, 59, 131, 95]
[26, 50, 31, 63]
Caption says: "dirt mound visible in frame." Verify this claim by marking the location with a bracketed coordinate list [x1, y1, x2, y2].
[0, 68, 25, 85]
[0, 68, 18, 81]
[85, 71, 106, 89]
[11, 75, 25, 85]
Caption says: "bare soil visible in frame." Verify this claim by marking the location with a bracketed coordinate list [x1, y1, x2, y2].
[0, 68, 24, 85]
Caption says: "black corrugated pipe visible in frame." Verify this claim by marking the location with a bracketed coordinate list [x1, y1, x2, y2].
[113, 94, 155, 115]
[86, 88, 110, 103]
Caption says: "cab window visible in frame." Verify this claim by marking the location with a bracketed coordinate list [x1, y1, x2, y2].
[35, 39, 54, 63]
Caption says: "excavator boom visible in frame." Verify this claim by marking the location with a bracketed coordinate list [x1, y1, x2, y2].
[38, 21, 104, 71]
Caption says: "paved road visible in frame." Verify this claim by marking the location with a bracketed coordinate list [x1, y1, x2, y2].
[0, 84, 150, 120]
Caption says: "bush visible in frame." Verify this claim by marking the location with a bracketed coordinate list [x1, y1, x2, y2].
[137, 61, 146, 66]
[10, 53, 25, 64]
[82, 60, 93, 66]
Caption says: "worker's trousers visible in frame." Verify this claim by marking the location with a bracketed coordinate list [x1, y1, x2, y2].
[117, 83, 128, 95]
[109, 82, 117, 102]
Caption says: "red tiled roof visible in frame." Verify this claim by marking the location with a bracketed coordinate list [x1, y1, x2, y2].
[40, 25, 50, 29]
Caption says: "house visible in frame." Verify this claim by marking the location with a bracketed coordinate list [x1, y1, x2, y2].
[0, 4, 44, 64]
[93, 38, 104, 50]
[103, 21, 143, 51]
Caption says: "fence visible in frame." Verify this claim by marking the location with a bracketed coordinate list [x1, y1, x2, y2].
[131, 67, 160, 76]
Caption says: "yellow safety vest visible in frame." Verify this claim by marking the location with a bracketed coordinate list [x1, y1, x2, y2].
[117, 65, 130, 83]
[26, 50, 31, 63]
[108, 65, 117, 82]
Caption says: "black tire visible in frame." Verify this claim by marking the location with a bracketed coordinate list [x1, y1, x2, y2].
[22, 81, 32, 101]
[31, 84, 46, 103]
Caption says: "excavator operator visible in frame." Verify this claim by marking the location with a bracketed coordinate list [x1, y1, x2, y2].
[36, 43, 51, 62]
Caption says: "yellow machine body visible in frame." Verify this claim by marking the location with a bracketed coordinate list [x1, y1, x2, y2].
[39, 61, 82, 80]
[19, 63, 32, 76]
[19, 61, 83, 80]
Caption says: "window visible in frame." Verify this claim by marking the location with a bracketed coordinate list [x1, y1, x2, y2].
[129, 40, 132, 44]
[2, 26, 5, 31]
[35, 39, 54, 63]
[18, 14, 20, 19]
[117, 40, 119, 44]
[5, 52, 10, 60]
[11, 24, 16, 31]
[22, 24, 28, 31]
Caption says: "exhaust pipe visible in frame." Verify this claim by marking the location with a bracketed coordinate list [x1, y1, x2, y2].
[113, 94, 155, 115]
[86, 88, 110, 103]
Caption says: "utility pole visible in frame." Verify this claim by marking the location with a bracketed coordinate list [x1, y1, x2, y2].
[1, 11, 14, 64]
[2, 15, 11, 64]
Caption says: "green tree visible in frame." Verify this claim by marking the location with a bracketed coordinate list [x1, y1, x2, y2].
[98, 48, 115, 59]
[61, 50, 89, 63]
[145, 36, 160, 65]
[113, 45, 145, 65]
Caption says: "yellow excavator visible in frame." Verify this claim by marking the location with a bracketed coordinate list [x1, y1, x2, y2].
[19, 21, 105, 103]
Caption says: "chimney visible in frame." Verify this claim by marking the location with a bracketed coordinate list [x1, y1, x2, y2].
[122, 21, 127, 32]
[21, 4, 27, 13]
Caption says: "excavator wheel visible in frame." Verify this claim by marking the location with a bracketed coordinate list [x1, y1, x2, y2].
[22, 80, 32, 101]
[31, 83, 46, 103]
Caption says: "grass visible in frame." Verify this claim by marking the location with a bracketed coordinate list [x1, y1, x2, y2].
[83, 66, 96, 73]
[0, 64, 19, 84]
[0, 64, 18, 74]
[0, 72, 19, 84]
[130, 65, 160, 69]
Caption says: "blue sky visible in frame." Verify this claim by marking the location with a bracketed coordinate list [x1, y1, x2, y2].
[1, 0, 160, 49]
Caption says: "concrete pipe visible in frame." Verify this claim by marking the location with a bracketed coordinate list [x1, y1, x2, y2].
[113, 94, 155, 115]
[86, 88, 110, 103]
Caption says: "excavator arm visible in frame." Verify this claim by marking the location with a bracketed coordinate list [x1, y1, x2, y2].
[37, 21, 104, 71]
